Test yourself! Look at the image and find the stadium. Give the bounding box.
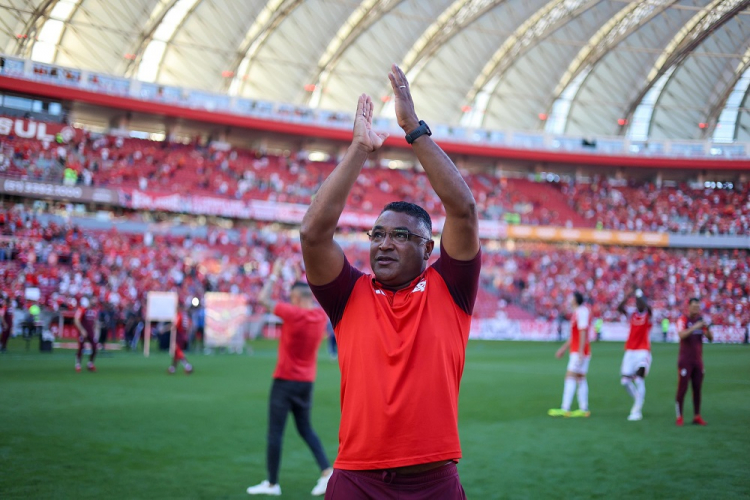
[0,1,748,498]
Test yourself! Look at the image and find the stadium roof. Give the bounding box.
[2,0,749,141]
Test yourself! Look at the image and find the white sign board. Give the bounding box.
[146,291,178,321]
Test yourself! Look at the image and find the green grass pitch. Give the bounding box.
[1,339,748,499]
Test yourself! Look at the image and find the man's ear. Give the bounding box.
[424,240,434,260]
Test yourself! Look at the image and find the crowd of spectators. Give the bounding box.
[565,179,750,235]
[1,131,747,234]
[0,207,746,340]
[482,242,748,329]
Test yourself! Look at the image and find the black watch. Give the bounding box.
[405,120,431,145]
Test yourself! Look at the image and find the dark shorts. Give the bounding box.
[324,462,466,500]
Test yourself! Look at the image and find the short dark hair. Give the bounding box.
[291,281,312,296]
[573,291,584,306]
[689,297,700,304]
[380,201,432,235]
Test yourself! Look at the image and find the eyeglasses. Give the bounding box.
[366,229,430,244]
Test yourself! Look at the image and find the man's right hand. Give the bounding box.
[352,94,388,154]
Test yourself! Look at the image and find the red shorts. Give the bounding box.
[324,462,466,500]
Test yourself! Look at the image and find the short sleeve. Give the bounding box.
[676,316,686,332]
[430,239,481,315]
[309,257,363,329]
[576,307,590,329]
[273,302,296,321]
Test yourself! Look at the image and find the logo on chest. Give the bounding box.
[412,280,426,293]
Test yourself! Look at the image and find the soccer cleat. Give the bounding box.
[75,363,81,373]
[184,363,193,375]
[676,416,684,426]
[569,409,591,418]
[247,480,281,496]
[87,362,96,372]
[692,415,707,426]
[167,366,176,374]
[627,411,642,421]
[547,408,570,417]
[311,472,332,496]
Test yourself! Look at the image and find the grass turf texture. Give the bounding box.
[1,340,748,499]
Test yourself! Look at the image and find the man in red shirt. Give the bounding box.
[618,288,653,421]
[548,291,591,417]
[74,296,99,372]
[675,298,713,426]
[300,65,480,499]
[247,260,333,497]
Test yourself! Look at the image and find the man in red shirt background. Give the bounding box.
[675,297,713,426]
[74,296,99,372]
[618,288,653,421]
[301,65,480,499]
[247,259,333,497]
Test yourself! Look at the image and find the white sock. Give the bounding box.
[633,377,646,412]
[577,379,589,411]
[562,377,576,411]
[621,377,637,400]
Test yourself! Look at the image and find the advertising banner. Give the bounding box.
[0,178,118,204]
[0,116,82,143]
[204,292,247,349]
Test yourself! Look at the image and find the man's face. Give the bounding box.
[369,211,434,289]
[689,301,701,316]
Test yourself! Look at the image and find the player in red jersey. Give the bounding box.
[74,296,99,372]
[548,291,591,417]
[301,65,480,499]
[618,288,652,421]
[675,298,713,426]
[247,260,332,497]
[167,309,193,374]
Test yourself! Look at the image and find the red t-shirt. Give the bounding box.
[625,309,652,351]
[272,302,328,383]
[311,241,481,470]
[570,305,591,355]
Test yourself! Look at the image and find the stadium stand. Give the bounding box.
[0,206,746,337]
[1,131,747,234]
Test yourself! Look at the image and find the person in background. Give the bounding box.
[618,288,653,422]
[549,291,591,418]
[74,296,99,372]
[167,308,193,374]
[246,259,332,497]
[0,296,11,352]
[661,316,670,342]
[675,298,713,426]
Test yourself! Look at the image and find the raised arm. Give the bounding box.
[258,259,282,312]
[388,65,479,261]
[300,94,388,286]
